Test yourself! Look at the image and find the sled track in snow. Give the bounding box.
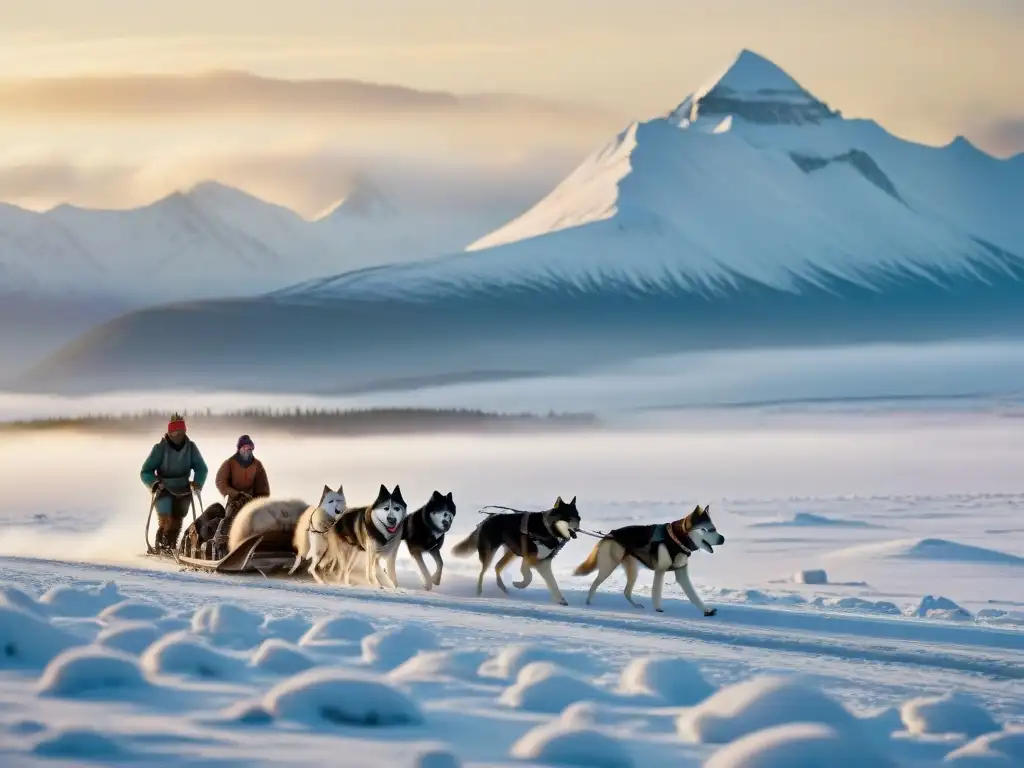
[3,553,1022,684]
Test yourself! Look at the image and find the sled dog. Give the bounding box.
[330,484,408,589]
[401,490,456,590]
[451,496,581,605]
[287,484,347,584]
[574,504,725,615]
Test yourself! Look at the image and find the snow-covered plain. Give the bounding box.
[0,406,1022,766]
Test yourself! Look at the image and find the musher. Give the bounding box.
[140,412,209,551]
[214,434,271,520]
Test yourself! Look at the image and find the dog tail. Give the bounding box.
[450,526,480,557]
[573,542,601,576]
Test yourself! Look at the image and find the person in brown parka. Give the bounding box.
[215,434,271,520]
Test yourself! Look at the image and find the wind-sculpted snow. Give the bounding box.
[0,564,1020,766]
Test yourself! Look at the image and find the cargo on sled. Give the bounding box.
[145,488,306,575]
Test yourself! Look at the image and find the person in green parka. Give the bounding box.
[140,412,209,551]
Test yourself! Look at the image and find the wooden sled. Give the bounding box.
[145,494,305,577]
[172,532,298,575]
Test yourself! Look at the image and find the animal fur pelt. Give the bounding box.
[227,496,309,552]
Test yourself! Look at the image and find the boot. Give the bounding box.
[165,517,184,552]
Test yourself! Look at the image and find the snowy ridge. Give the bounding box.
[279,49,1024,304]
[0,180,506,303]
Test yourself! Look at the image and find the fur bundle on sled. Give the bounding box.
[227,497,309,552]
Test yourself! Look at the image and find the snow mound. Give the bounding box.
[900,691,1000,739]
[0,582,46,615]
[906,595,973,621]
[792,569,828,585]
[677,675,859,744]
[809,596,901,615]
[510,721,634,768]
[751,512,879,528]
[704,722,896,768]
[191,603,265,648]
[37,646,149,697]
[414,748,462,768]
[499,661,610,714]
[0,604,78,669]
[262,667,424,727]
[944,727,1024,766]
[299,614,376,645]
[38,581,123,617]
[262,614,312,643]
[361,624,440,669]
[827,538,1024,565]
[98,599,168,622]
[32,728,129,760]
[94,621,162,655]
[387,649,490,682]
[140,632,249,681]
[478,642,601,680]
[249,639,316,676]
[617,655,716,705]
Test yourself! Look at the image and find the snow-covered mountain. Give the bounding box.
[0,179,509,302]
[14,50,1024,395]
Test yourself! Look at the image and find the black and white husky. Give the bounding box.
[574,504,725,615]
[451,496,581,605]
[330,484,408,589]
[400,490,456,590]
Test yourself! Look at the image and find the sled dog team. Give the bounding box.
[141,415,727,615]
[279,481,725,617]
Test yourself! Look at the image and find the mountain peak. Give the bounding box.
[669,49,839,127]
[315,175,398,221]
[714,49,804,95]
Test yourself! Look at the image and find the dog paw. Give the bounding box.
[558,599,569,606]
[422,582,432,591]
[432,575,442,586]
[656,608,664,613]
[704,608,717,617]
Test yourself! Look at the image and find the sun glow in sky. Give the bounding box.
[0,0,1020,213]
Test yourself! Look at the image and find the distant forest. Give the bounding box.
[0,406,599,435]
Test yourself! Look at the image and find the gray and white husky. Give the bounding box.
[574,504,725,615]
[287,484,347,583]
[330,484,408,589]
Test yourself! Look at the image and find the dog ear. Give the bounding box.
[431,490,443,501]
[554,496,564,507]
[446,491,453,503]
[375,484,389,502]
[320,485,330,503]
[391,485,405,506]
[703,504,710,515]
[569,496,577,506]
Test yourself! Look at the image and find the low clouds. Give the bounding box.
[0,144,579,219]
[0,70,613,123]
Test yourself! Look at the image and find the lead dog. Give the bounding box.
[287,484,347,584]
[330,484,408,589]
[574,504,725,615]
[401,490,456,590]
[451,496,581,605]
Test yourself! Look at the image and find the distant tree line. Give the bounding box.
[0,406,598,435]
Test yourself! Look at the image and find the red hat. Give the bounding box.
[167,412,186,433]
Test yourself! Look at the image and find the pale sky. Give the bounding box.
[0,0,1020,213]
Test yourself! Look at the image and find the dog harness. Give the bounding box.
[520,511,565,561]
